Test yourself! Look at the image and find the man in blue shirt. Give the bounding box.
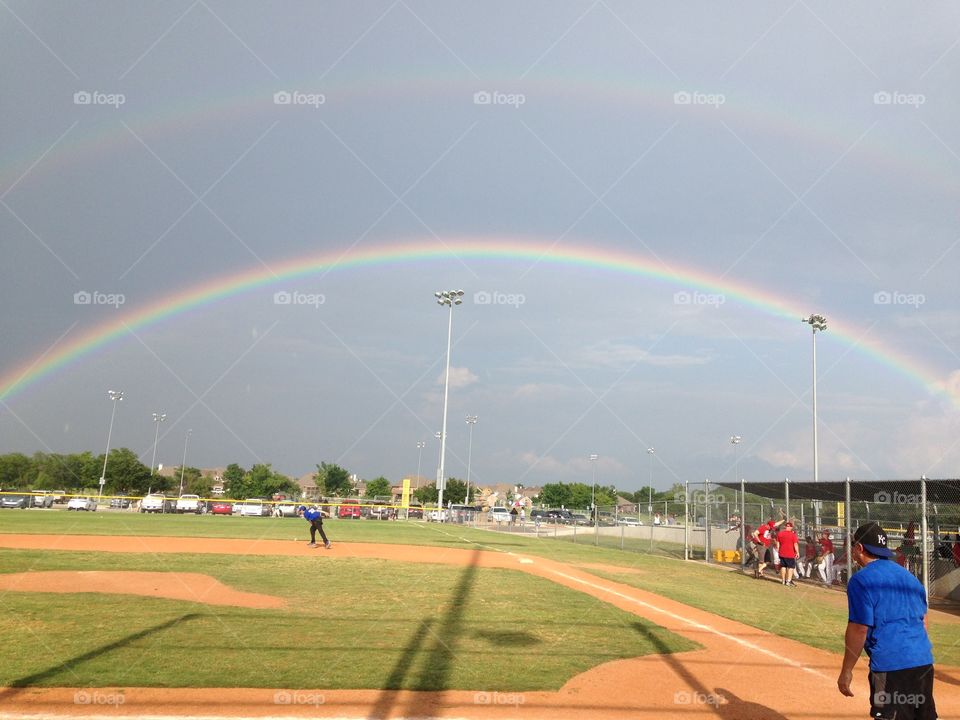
[838,521,936,719]
[298,505,331,549]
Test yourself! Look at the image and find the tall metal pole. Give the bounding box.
[803,314,827,528]
[151,412,166,476]
[589,453,598,520]
[465,415,478,504]
[434,289,463,519]
[179,429,192,496]
[647,448,655,550]
[99,390,124,498]
[415,441,425,490]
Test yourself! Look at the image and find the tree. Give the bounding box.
[98,448,152,495]
[316,462,352,497]
[365,477,392,499]
[444,478,468,504]
[0,453,33,489]
[169,467,203,495]
[539,483,572,508]
[414,483,438,504]
[222,463,245,497]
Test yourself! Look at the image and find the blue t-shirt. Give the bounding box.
[304,508,322,522]
[847,558,933,671]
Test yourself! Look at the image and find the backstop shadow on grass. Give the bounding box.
[368,548,481,719]
[0,612,203,702]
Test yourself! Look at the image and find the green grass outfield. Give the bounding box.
[3,511,960,670]
[0,516,698,690]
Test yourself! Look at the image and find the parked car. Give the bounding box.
[274,502,300,518]
[428,509,449,522]
[618,517,643,527]
[209,501,234,515]
[140,494,175,513]
[30,491,54,508]
[597,512,617,526]
[241,499,270,517]
[569,513,591,526]
[407,504,424,519]
[338,501,362,519]
[109,497,131,509]
[546,509,574,524]
[0,494,30,509]
[67,497,97,511]
[50,490,67,504]
[488,506,512,523]
[368,504,393,520]
[175,494,204,514]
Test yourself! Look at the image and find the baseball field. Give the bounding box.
[1,512,959,719]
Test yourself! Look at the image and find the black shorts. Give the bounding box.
[780,557,796,569]
[869,664,936,720]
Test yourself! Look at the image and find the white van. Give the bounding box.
[488,506,512,523]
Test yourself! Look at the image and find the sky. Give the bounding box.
[2,2,959,493]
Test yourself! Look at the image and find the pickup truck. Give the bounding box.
[140,494,175,513]
[176,494,203,514]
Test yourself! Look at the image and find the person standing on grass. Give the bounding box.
[298,505,331,549]
[751,511,786,578]
[838,521,936,719]
[775,521,800,586]
[798,534,817,579]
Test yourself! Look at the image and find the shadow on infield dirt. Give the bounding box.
[0,613,202,702]
[631,622,788,719]
[368,548,481,718]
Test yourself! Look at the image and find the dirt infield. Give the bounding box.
[1,534,959,720]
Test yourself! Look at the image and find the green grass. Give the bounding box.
[581,564,960,667]
[5,511,960,669]
[0,549,698,690]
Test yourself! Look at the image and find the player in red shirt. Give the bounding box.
[817,530,835,585]
[775,521,800,586]
[750,511,786,578]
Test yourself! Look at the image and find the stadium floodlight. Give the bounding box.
[99,390,124,498]
[151,412,167,476]
[801,314,828,483]
[434,290,465,517]
[465,416,478,504]
[179,429,193,496]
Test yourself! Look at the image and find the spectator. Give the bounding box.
[750,511,786,578]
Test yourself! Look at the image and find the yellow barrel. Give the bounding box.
[724,550,739,563]
[713,549,725,562]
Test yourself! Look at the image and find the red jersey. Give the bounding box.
[819,536,834,554]
[753,521,776,547]
[776,528,799,558]
[803,541,817,560]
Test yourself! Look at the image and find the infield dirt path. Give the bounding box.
[1,533,959,720]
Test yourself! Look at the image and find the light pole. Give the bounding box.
[150,413,166,476]
[178,429,192,496]
[589,453,599,519]
[803,313,827,528]
[731,435,743,567]
[415,441,426,490]
[465,415,478,504]
[434,289,464,519]
[646,448,655,521]
[99,390,124,498]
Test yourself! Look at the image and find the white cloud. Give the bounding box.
[579,340,712,369]
[437,366,479,389]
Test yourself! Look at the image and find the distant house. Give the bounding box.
[297,472,319,500]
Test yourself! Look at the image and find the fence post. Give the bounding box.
[684,479,690,560]
[785,477,790,520]
[921,476,929,601]
[845,477,852,584]
[704,478,711,563]
[740,478,746,569]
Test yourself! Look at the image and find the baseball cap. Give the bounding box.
[853,522,895,558]
[785,521,794,528]
[297,505,306,512]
